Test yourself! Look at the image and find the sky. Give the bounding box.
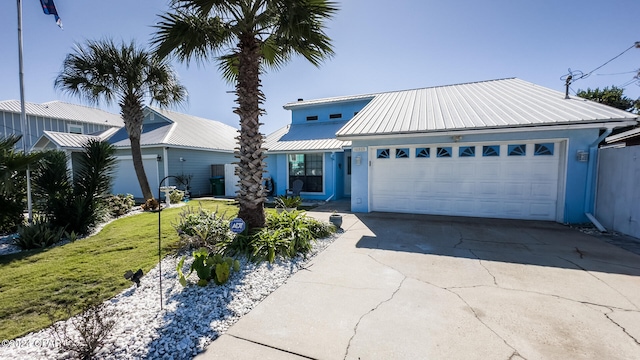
[0,0,639,135]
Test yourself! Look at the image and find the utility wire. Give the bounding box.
[561,42,640,84]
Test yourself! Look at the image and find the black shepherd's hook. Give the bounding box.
[157,175,187,310]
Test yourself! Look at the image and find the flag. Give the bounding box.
[39,0,62,28]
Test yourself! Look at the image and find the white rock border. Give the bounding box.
[0,229,336,360]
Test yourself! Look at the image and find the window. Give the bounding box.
[416,147,430,158]
[534,143,554,156]
[329,113,342,119]
[459,146,475,157]
[68,125,83,134]
[396,148,409,158]
[482,145,500,157]
[508,144,526,156]
[377,149,390,159]
[306,115,318,121]
[437,147,452,158]
[288,153,323,192]
[347,156,351,175]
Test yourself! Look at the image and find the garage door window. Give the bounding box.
[416,147,430,158]
[288,153,323,192]
[437,147,452,158]
[459,146,475,157]
[534,143,554,156]
[376,149,390,159]
[396,148,409,158]
[508,144,526,156]
[483,145,500,157]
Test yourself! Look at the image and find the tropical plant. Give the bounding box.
[274,195,302,209]
[55,39,187,200]
[152,0,337,229]
[249,210,335,262]
[173,205,233,251]
[0,135,45,234]
[33,140,117,235]
[176,248,241,287]
[14,217,66,250]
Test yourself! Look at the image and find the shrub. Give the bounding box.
[173,206,232,251]
[248,210,336,263]
[141,198,160,211]
[0,135,44,234]
[169,189,184,203]
[49,302,117,360]
[14,218,66,250]
[33,140,116,236]
[104,193,135,217]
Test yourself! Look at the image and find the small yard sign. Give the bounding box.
[230,218,246,234]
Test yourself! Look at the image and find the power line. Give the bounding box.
[597,69,638,76]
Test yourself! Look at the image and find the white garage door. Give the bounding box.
[370,141,564,221]
[112,156,159,199]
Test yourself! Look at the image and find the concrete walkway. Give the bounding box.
[197,212,640,360]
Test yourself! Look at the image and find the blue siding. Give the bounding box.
[263,151,346,201]
[291,100,370,125]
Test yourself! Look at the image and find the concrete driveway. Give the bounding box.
[197,212,640,360]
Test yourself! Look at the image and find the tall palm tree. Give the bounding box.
[55,39,187,200]
[152,0,337,229]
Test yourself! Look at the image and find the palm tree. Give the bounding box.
[152,0,337,229]
[55,39,187,200]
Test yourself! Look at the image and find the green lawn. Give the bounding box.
[0,200,240,340]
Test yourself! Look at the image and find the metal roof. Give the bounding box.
[0,100,124,127]
[32,128,120,150]
[336,78,639,138]
[109,107,238,151]
[265,122,351,152]
[283,94,376,109]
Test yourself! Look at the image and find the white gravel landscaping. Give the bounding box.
[0,230,336,359]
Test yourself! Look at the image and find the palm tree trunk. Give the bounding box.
[235,34,266,229]
[121,97,153,200]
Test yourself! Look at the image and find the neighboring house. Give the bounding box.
[594,126,640,238]
[0,100,123,151]
[35,106,238,200]
[268,78,638,224]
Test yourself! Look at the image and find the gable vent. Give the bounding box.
[329,113,342,119]
[306,115,318,121]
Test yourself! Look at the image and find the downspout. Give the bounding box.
[326,152,336,202]
[584,128,613,231]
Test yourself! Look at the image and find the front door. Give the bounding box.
[344,150,352,196]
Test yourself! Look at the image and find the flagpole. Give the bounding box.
[17,0,33,223]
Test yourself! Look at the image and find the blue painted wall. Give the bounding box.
[290,99,371,125]
[264,151,346,201]
[349,127,602,224]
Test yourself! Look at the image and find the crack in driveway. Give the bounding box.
[343,269,406,360]
[469,249,498,286]
[603,309,640,346]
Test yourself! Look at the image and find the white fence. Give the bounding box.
[595,146,640,239]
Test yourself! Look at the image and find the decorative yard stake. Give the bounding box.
[158,175,187,310]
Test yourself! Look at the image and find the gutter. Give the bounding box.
[584,128,613,231]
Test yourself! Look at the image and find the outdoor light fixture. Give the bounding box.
[576,150,589,162]
[156,155,162,162]
[452,135,463,142]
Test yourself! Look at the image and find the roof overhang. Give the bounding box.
[336,120,638,141]
[605,126,640,144]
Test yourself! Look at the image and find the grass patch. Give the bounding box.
[0,200,238,340]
